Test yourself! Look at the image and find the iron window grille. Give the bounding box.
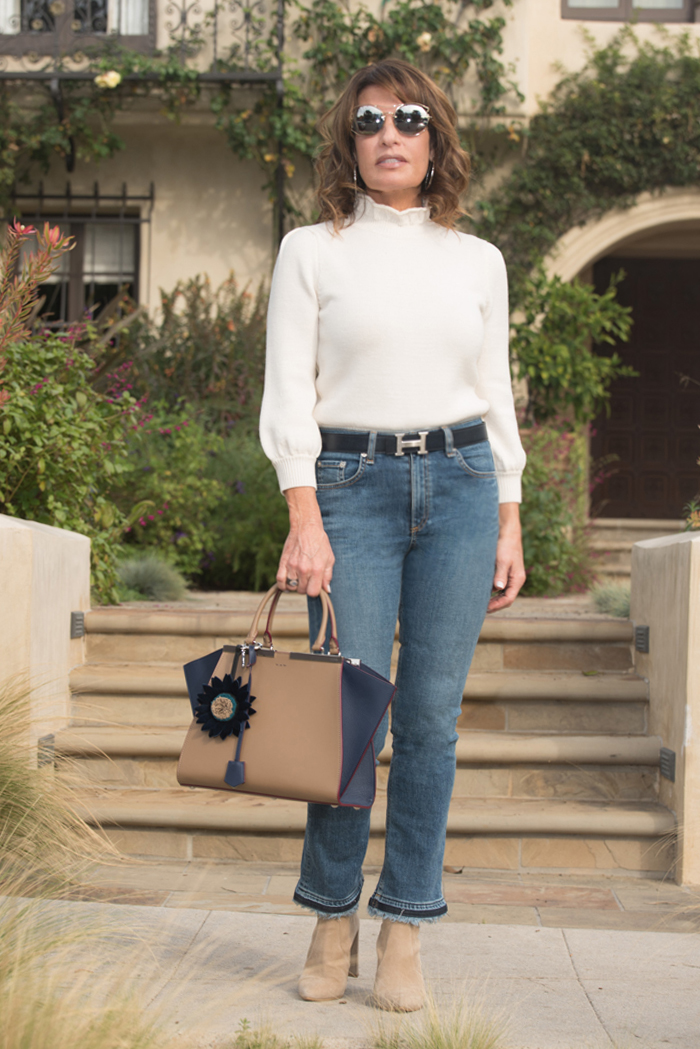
[562,0,697,21]
[12,181,154,323]
[0,0,155,51]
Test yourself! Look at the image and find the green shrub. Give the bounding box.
[197,432,289,592]
[0,331,135,602]
[116,552,187,601]
[520,423,596,596]
[592,582,630,619]
[511,268,634,425]
[111,402,226,578]
[98,275,267,433]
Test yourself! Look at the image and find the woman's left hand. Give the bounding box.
[487,502,526,613]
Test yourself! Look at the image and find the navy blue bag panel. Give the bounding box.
[338,660,396,804]
[339,743,376,807]
[183,648,224,716]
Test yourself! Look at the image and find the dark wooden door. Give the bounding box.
[590,257,700,519]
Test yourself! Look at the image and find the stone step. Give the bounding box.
[71,787,676,876]
[84,631,634,673]
[69,667,648,736]
[55,727,662,802]
[55,726,661,765]
[589,518,684,545]
[84,610,634,642]
[70,664,647,702]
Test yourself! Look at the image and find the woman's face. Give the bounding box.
[354,85,433,212]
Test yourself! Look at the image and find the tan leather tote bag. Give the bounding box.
[176,585,395,807]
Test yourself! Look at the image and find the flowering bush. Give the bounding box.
[0,220,73,406]
[111,403,226,577]
[519,423,596,596]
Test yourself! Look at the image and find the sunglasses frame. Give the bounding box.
[352,102,432,137]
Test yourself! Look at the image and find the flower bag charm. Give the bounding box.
[176,586,396,807]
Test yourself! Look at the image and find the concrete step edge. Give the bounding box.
[72,789,676,837]
[55,727,662,766]
[84,611,633,644]
[70,666,648,702]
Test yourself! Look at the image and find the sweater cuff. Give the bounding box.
[496,472,522,504]
[273,456,318,493]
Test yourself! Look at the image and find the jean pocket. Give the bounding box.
[453,443,497,478]
[315,453,367,489]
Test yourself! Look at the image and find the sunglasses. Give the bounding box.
[352,103,431,137]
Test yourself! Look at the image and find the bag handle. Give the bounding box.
[244,585,340,655]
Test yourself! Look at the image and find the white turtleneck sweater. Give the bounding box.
[260,195,526,503]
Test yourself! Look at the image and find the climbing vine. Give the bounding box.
[477,28,700,302]
[2,0,521,215]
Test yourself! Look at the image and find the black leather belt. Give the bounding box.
[321,422,488,457]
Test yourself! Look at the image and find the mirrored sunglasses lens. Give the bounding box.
[394,105,430,134]
[354,106,385,134]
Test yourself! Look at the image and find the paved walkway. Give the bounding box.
[39,875,700,1049]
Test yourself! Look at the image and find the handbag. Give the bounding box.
[176,585,396,807]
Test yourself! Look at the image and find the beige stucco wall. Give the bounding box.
[631,532,700,886]
[0,515,90,747]
[23,114,274,309]
[500,0,700,119]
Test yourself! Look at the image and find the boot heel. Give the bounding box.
[349,928,359,978]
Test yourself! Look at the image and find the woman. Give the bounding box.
[259,58,526,1012]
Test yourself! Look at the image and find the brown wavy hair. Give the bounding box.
[316,58,470,231]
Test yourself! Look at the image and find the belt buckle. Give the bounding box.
[394,431,429,456]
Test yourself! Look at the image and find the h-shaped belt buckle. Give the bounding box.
[394,431,429,456]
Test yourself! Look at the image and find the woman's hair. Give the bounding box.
[316,58,470,231]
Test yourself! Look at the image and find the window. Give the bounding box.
[562,0,695,21]
[0,0,152,48]
[12,181,154,323]
[20,219,139,322]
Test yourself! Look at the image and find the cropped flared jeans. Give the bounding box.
[293,418,500,924]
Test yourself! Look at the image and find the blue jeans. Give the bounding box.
[293,419,500,923]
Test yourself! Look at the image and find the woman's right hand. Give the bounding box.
[277,487,335,597]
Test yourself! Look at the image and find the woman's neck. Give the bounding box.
[364,187,423,212]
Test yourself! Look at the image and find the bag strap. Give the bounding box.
[244,585,339,655]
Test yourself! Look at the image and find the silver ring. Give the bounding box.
[286,578,299,589]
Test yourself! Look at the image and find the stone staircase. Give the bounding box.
[57,603,676,879]
[590,518,685,583]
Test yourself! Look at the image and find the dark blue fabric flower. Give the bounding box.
[194,673,256,739]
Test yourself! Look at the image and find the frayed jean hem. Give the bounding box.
[367,895,447,924]
[293,885,362,918]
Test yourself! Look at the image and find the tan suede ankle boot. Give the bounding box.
[371,918,426,1012]
[297,912,360,1001]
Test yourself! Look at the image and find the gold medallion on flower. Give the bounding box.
[210,693,235,721]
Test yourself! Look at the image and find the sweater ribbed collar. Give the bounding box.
[354,193,430,228]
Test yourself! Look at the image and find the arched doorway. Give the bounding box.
[545,190,700,523]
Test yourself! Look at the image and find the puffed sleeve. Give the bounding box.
[475,241,526,503]
[259,227,322,492]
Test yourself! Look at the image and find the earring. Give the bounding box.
[353,165,358,196]
[423,161,435,191]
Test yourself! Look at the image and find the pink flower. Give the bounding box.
[12,218,34,237]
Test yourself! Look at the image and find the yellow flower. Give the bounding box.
[284,160,295,179]
[95,70,122,89]
[264,152,277,164]
[416,32,432,52]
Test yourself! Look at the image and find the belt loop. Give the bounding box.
[366,431,377,464]
[442,425,455,457]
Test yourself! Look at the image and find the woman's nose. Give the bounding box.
[378,117,401,146]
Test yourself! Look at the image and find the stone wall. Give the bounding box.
[0,515,90,748]
[631,532,700,885]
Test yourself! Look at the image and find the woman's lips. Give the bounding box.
[377,157,406,167]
